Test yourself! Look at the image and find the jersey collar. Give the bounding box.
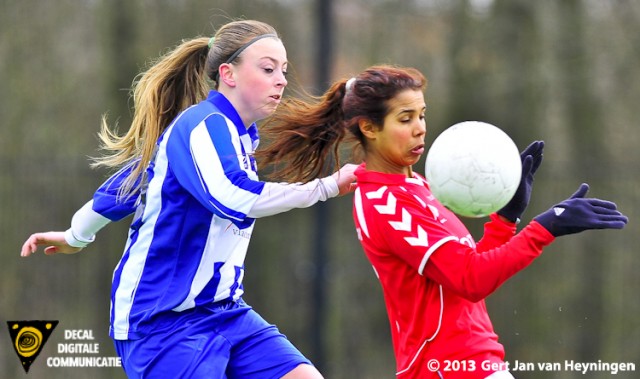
[206,90,260,149]
[354,163,428,187]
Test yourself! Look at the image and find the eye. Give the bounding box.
[264,68,274,74]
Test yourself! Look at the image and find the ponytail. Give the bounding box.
[257,80,351,183]
[92,37,211,199]
[91,20,281,199]
[258,65,426,183]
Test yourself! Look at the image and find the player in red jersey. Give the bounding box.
[257,65,627,379]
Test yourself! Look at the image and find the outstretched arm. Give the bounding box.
[20,162,140,257]
[248,163,358,218]
[20,200,112,257]
[427,183,628,302]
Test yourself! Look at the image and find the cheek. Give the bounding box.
[240,70,266,91]
[380,132,407,157]
[391,129,413,147]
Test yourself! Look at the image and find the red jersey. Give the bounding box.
[353,164,554,379]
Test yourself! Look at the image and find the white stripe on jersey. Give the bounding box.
[190,118,259,219]
[354,188,370,239]
[111,123,173,339]
[172,217,249,312]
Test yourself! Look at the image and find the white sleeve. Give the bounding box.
[64,200,112,248]
[247,176,339,218]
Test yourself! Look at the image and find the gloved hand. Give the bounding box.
[498,140,544,223]
[534,183,628,237]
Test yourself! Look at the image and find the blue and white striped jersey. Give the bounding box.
[73,91,338,340]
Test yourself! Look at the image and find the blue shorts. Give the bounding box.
[113,299,312,379]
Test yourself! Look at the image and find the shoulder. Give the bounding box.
[168,107,233,143]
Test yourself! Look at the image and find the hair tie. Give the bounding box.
[208,37,215,49]
[346,77,356,92]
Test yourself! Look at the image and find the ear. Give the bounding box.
[218,63,236,87]
[359,119,378,140]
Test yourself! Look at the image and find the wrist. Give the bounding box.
[323,175,340,198]
[64,228,95,248]
[496,212,520,225]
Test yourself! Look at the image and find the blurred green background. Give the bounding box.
[1,0,638,378]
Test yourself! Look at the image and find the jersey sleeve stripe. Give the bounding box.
[189,123,262,219]
[418,236,458,275]
[354,188,370,238]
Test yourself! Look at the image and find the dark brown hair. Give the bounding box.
[258,64,427,182]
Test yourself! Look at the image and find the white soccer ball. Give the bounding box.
[425,121,522,218]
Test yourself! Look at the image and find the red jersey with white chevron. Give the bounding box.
[353,164,554,379]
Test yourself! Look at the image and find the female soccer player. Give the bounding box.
[256,64,628,379]
[21,20,356,379]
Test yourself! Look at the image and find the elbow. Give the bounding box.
[454,280,494,303]
[461,290,488,303]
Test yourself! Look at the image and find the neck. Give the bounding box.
[218,87,253,128]
[365,160,413,177]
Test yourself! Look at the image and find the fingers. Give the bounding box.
[20,234,42,257]
[20,243,34,257]
[590,200,629,225]
[521,140,544,158]
[588,198,621,211]
[521,155,533,176]
[521,141,539,157]
[530,141,544,173]
[44,246,59,255]
[20,231,71,257]
[569,183,590,199]
[581,199,628,230]
[335,163,359,196]
[591,218,628,230]
[337,163,357,179]
[520,141,544,176]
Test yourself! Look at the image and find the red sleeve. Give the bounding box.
[424,221,555,302]
[475,213,517,253]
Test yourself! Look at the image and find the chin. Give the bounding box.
[405,157,420,167]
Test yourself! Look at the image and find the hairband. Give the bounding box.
[208,37,215,49]
[346,77,357,92]
[225,33,278,64]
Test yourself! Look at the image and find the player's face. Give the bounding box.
[227,38,288,126]
[364,89,426,176]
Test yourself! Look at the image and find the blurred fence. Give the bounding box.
[2,1,639,378]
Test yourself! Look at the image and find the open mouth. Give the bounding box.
[411,144,425,155]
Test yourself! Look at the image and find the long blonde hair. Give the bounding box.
[91,20,279,199]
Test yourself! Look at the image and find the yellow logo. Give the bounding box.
[7,320,58,373]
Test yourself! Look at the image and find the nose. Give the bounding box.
[276,71,288,88]
[415,119,426,136]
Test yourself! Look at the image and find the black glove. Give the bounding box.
[534,183,628,237]
[498,141,544,223]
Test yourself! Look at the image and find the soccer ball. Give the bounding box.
[425,121,521,218]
